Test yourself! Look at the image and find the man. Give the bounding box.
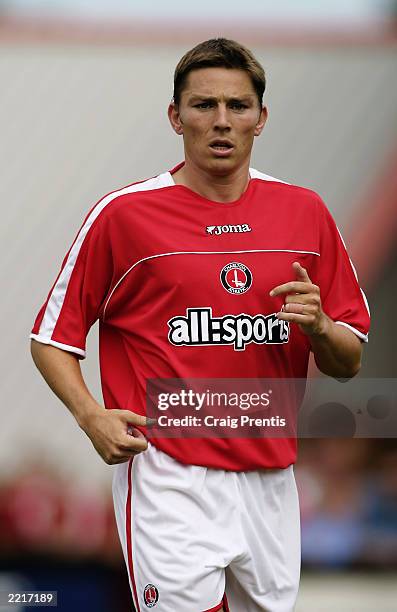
[30,38,370,611]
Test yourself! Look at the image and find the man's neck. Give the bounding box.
[172,161,251,203]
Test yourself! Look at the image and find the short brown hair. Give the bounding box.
[173,38,266,107]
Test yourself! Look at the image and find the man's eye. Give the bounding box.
[194,102,213,109]
[230,102,247,110]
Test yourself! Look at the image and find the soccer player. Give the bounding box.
[30,39,370,611]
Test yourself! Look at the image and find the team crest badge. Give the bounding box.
[220,262,252,294]
[143,584,159,608]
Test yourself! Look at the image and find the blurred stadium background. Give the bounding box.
[1,1,397,610]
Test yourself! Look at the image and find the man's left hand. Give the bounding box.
[269,262,329,336]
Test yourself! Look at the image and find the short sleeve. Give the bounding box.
[315,198,370,342]
[30,211,114,358]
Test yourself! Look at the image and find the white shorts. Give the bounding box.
[112,443,300,612]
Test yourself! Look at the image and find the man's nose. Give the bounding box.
[214,105,231,129]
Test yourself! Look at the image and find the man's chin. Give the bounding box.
[205,157,239,176]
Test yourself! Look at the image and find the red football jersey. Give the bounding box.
[31,164,370,470]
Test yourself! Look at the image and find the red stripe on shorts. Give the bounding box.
[126,458,141,612]
[203,593,229,612]
[222,593,230,612]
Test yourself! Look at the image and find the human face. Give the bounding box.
[168,67,267,178]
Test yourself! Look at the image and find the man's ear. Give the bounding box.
[168,101,184,135]
[254,105,268,137]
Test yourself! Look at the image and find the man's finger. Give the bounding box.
[118,409,149,427]
[269,281,310,297]
[283,303,306,315]
[284,293,312,305]
[109,453,141,465]
[293,261,311,283]
[126,425,152,438]
[276,311,311,325]
[120,435,148,452]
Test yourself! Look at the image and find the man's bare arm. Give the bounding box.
[30,339,148,463]
[305,314,362,378]
[270,262,363,379]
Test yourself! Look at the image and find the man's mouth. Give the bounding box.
[209,140,234,154]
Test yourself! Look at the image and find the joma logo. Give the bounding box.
[206,224,252,235]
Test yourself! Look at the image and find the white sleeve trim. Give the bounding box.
[30,333,86,358]
[335,227,371,319]
[334,321,368,343]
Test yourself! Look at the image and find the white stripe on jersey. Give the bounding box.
[102,248,321,320]
[335,226,370,319]
[335,321,368,343]
[30,333,86,357]
[249,168,289,184]
[34,172,174,349]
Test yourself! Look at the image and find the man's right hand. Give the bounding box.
[30,341,149,465]
[79,407,148,465]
